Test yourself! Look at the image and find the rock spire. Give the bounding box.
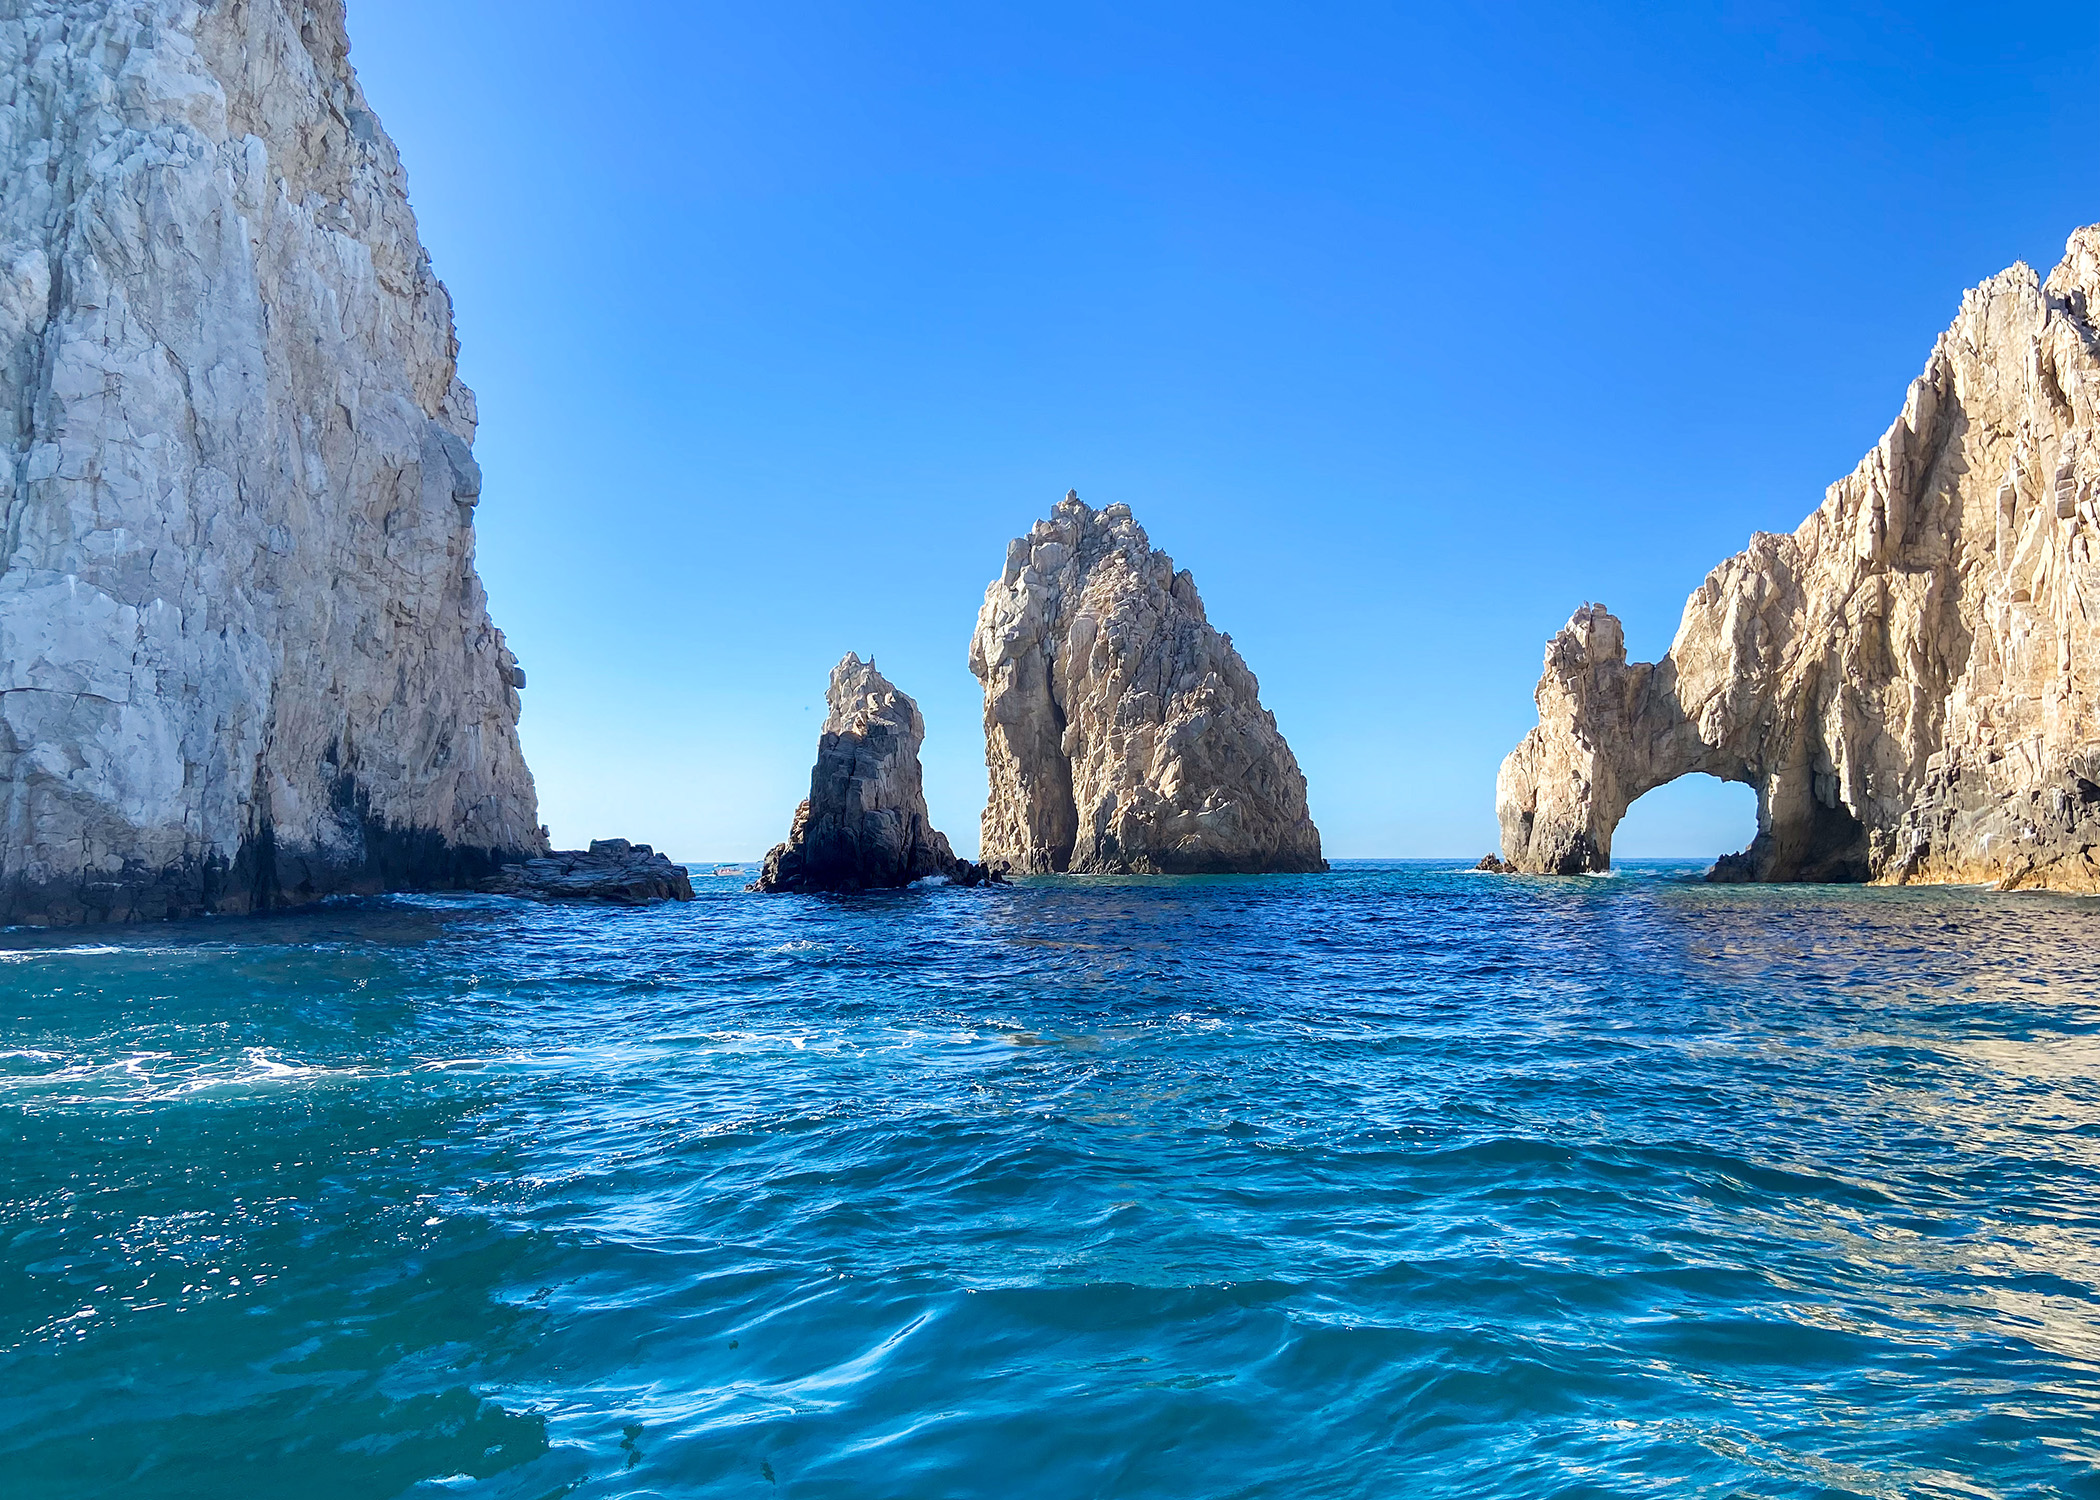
[756,655,980,893]
[970,492,1324,875]
[1496,226,2100,890]
[0,0,547,923]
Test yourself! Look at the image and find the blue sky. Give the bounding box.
[349,0,2097,862]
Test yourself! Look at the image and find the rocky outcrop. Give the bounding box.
[1496,227,2100,890]
[0,1,547,923]
[756,655,988,893]
[482,840,694,905]
[970,492,1325,875]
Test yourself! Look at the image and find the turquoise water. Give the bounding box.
[4,861,2100,1499]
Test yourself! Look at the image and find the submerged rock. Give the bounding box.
[483,840,695,905]
[0,1,546,924]
[969,492,1325,875]
[756,656,990,893]
[1495,226,2100,890]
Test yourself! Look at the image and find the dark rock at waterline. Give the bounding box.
[1705,849,1756,883]
[756,814,1010,892]
[1474,854,1515,874]
[755,655,983,894]
[482,839,695,905]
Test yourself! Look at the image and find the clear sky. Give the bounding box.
[347,0,2097,863]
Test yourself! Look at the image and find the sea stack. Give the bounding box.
[757,655,981,893]
[0,0,548,924]
[970,492,1324,875]
[1495,226,2100,891]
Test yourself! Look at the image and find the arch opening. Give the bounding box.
[1612,774,1759,868]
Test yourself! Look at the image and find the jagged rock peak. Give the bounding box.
[756,655,987,894]
[0,0,548,924]
[1496,225,2100,891]
[970,491,1325,875]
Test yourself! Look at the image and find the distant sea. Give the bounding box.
[4,861,2098,1498]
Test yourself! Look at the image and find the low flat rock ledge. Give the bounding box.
[756,654,997,894]
[483,840,695,905]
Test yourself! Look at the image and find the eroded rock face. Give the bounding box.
[1497,226,2100,890]
[756,655,966,893]
[0,1,546,923]
[970,492,1325,875]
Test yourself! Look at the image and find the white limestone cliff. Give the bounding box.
[970,492,1324,875]
[1497,226,2100,890]
[0,0,545,922]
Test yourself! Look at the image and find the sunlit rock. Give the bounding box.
[0,0,547,922]
[1495,226,2100,890]
[970,492,1324,875]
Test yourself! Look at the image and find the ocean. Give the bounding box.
[3,861,2097,1498]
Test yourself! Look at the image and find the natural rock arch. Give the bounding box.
[1496,605,1870,881]
[1498,227,2100,890]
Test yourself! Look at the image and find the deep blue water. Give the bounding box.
[4,860,2100,1499]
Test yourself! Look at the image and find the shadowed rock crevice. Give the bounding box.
[1494,226,2100,889]
[1708,797,1870,883]
[970,492,1325,876]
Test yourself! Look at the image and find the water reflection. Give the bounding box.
[2,864,2099,1496]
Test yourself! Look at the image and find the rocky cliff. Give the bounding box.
[0,0,545,923]
[756,655,968,894]
[1497,227,2100,890]
[970,492,1324,875]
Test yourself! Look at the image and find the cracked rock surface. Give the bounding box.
[756,655,972,894]
[1497,226,2100,890]
[0,0,545,923]
[970,492,1324,875]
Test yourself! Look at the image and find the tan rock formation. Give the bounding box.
[0,0,546,923]
[970,492,1324,875]
[1496,226,2100,890]
[756,655,979,893]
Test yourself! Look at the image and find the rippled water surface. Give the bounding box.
[5,861,2100,1498]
